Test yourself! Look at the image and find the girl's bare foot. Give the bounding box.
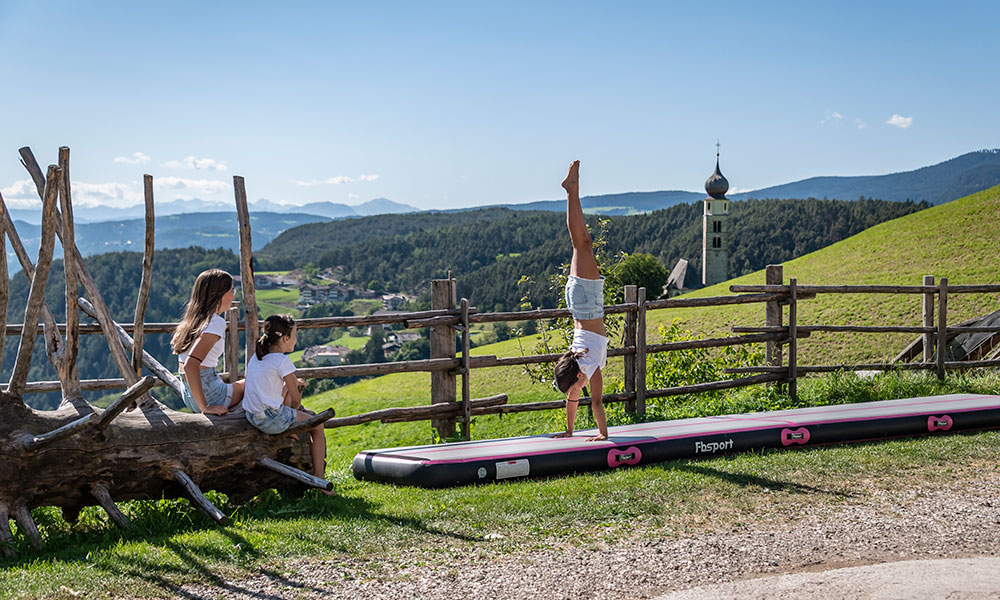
[561,160,580,194]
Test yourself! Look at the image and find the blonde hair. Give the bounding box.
[171,269,233,354]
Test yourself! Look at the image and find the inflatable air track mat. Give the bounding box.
[352,393,1000,488]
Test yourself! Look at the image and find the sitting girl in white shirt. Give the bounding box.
[243,314,332,494]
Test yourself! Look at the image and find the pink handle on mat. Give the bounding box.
[780,427,810,446]
[927,415,953,432]
[607,446,642,468]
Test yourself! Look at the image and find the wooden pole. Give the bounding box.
[764,265,783,369]
[635,286,647,416]
[56,148,82,401]
[937,277,948,379]
[90,483,131,530]
[233,175,259,367]
[132,174,155,377]
[0,194,8,375]
[788,277,798,401]
[460,297,472,441]
[623,285,637,414]
[430,279,457,439]
[173,470,227,524]
[8,166,59,397]
[225,302,241,383]
[0,503,15,557]
[12,506,41,550]
[258,457,332,491]
[923,275,935,363]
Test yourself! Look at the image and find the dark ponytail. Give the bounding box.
[255,314,295,360]
[553,349,586,393]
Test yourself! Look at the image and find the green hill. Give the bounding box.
[645,182,1000,365]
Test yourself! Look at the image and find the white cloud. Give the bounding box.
[821,111,844,125]
[71,181,141,207]
[295,173,379,186]
[164,156,229,171]
[1,179,42,206]
[154,177,230,195]
[886,114,913,129]
[114,152,151,165]
[2,179,143,208]
[347,193,359,199]
[856,119,867,129]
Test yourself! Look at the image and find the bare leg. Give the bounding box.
[228,380,245,408]
[310,424,334,495]
[563,161,600,279]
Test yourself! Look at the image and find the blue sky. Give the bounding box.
[0,1,997,211]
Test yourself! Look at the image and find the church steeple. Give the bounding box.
[701,141,730,286]
[705,142,729,199]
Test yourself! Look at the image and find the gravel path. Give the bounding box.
[179,476,1000,600]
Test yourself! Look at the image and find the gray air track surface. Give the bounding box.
[352,393,1000,488]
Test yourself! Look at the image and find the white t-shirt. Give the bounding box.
[178,314,227,368]
[242,353,296,414]
[570,328,609,380]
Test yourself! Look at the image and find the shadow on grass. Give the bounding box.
[669,462,857,498]
[0,490,482,597]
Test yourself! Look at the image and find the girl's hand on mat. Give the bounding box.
[586,433,608,442]
[203,405,228,416]
[551,430,574,438]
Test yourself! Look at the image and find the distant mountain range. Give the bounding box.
[728,149,1000,205]
[7,149,998,226]
[4,149,999,272]
[497,149,1000,215]
[7,212,328,268]
[6,197,418,225]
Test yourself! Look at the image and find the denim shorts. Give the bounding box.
[181,367,233,412]
[565,275,605,320]
[246,404,298,434]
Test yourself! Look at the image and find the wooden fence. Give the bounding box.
[15,264,999,441]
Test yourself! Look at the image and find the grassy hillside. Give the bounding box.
[647,183,1000,365]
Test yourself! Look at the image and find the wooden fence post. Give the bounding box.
[430,278,457,439]
[623,285,637,414]
[460,298,471,441]
[923,275,935,364]
[788,278,798,401]
[225,301,241,383]
[635,287,647,416]
[765,265,783,370]
[937,277,948,380]
[233,176,259,369]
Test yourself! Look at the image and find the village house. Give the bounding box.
[301,344,352,366]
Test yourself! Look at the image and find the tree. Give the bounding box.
[613,252,668,296]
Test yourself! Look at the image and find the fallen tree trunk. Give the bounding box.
[0,147,336,555]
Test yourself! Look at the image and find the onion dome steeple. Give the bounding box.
[705,142,729,199]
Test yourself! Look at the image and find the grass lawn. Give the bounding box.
[3,368,999,599]
[349,299,383,315]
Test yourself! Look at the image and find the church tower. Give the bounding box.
[702,144,729,286]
